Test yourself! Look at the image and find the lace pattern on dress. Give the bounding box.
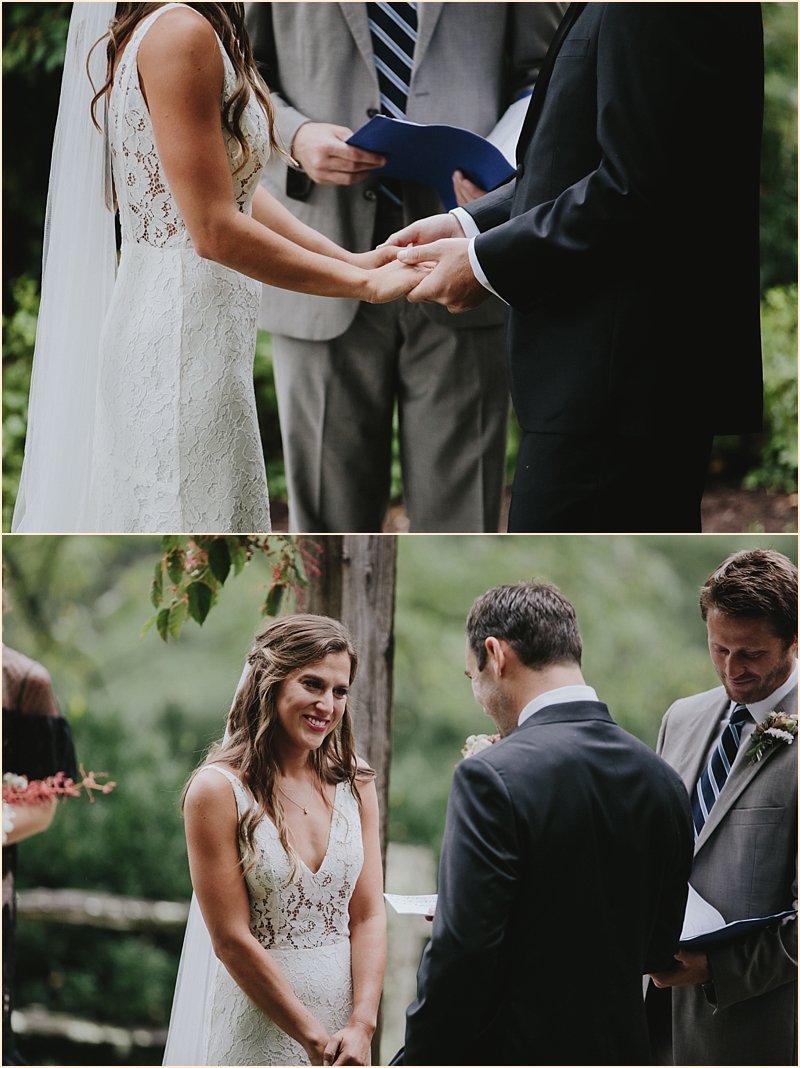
[204,766,364,950]
[108,3,269,249]
[89,2,272,533]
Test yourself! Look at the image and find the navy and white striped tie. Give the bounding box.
[368,2,418,119]
[691,703,749,839]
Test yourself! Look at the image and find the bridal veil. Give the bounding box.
[163,663,251,1067]
[11,2,117,532]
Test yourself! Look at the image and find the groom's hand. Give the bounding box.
[396,239,489,314]
[381,212,465,249]
[649,949,711,987]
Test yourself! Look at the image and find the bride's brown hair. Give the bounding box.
[183,615,370,878]
[90,2,289,173]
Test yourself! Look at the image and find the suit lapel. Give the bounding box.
[695,686,798,854]
[338,3,379,88]
[516,1,587,161]
[412,3,444,74]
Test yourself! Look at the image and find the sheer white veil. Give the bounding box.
[163,662,251,1067]
[11,2,117,532]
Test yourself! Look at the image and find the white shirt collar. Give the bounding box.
[740,660,798,722]
[518,685,599,727]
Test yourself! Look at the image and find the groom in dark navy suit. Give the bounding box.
[390,4,764,533]
[392,582,693,1066]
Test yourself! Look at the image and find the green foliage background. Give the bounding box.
[2,4,798,527]
[3,534,797,1063]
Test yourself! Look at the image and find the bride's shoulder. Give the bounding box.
[138,6,221,71]
[184,764,241,813]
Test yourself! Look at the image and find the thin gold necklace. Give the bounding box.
[278,780,315,816]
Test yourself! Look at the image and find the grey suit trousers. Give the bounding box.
[271,301,508,533]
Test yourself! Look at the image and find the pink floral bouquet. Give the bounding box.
[2,766,116,807]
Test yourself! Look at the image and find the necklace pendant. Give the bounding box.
[303,807,308,815]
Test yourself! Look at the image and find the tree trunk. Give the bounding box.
[306,535,397,1064]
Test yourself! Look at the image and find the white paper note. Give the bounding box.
[680,884,726,941]
[384,893,438,916]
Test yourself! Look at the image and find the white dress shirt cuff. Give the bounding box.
[449,208,508,304]
[451,206,480,239]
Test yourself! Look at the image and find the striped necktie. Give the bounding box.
[691,703,749,839]
[368,2,418,119]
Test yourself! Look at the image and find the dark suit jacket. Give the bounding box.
[465,3,764,437]
[401,701,694,1066]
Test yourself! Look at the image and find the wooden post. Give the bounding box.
[306,535,397,1064]
[306,535,396,860]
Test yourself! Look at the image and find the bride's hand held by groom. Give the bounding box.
[381,213,490,314]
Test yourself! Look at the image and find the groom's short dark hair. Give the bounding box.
[700,549,798,646]
[466,582,582,671]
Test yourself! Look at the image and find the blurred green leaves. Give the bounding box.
[141,535,311,642]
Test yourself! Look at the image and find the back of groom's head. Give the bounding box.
[700,549,798,645]
[466,582,582,671]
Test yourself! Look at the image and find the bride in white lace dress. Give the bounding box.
[11,2,420,534]
[178,615,385,1066]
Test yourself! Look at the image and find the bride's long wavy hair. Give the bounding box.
[183,615,370,879]
[89,2,289,172]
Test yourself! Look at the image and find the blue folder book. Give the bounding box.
[346,115,516,211]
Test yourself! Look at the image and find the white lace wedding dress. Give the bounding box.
[89,3,271,532]
[202,766,363,1066]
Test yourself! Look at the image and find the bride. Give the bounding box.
[11,3,420,533]
[165,614,385,1066]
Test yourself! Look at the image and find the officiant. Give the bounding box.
[246,3,566,534]
[650,550,798,1066]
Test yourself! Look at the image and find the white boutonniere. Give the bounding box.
[461,733,500,759]
[746,710,798,765]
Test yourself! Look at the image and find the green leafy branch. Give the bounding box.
[142,536,319,642]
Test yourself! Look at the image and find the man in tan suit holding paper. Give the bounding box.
[651,549,798,1065]
[246,3,566,533]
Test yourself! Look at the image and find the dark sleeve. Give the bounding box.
[403,758,519,1065]
[464,178,516,232]
[644,765,694,974]
[474,4,762,311]
[3,710,78,783]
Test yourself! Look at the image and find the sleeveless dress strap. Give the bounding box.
[119,3,230,91]
[203,764,250,816]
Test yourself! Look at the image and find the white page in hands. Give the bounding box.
[679,884,796,948]
[485,94,532,164]
[384,893,438,916]
[680,884,726,941]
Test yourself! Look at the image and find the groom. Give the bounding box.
[392,582,694,1065]
[390,4,764,533]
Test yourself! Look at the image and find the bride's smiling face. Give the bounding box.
[273,651,352,751]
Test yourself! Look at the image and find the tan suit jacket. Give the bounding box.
[657,684,798,1066]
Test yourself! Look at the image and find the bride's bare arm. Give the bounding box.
[136,8,418,302]
[325,772,387,1066]
[184,769,331,1065]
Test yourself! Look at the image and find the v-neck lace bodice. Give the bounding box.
[205,766,364,950]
